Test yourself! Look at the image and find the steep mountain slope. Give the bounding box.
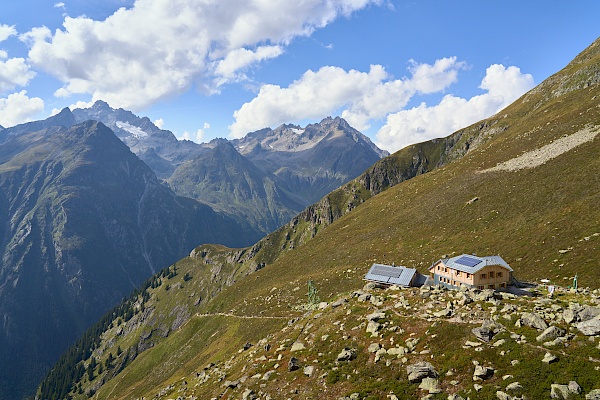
[234,117,389,203]
[0,120,259,400]
[168,140,306,234]
[40,38,600,399]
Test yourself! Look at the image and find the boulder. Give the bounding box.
[576,317,600,336]
[366,320,382,335]
[473,365,494,380]
[562,308,579,324]
[290,342,306,352]
[303,365,315,377]
[536,326,565,342]
[550,384,570,399]
[568,381,582,394]
[520,312,549,330]
[336,348,356,362]
[506,382,522,391]
[419,377,441,394]
[579,306,600,321]
[542,352,558,364]
[472,320,502,342]
[368,343,382,353]
[366,311,386,321]
[406,361,438,383]
[288,357,301,371]
[586,389,600,400]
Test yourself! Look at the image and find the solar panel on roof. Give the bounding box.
[455,256,482,268]
[371,265,403,278]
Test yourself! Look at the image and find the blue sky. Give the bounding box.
[0,0,598,152]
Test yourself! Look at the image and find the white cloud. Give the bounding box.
[229,57,465,138]
[0,57,36,93]
[0,24,17,42]
[21,0,379,110]
[375,64,534,152]
[181,122,210,143]
[54,87,71,98]
[54,2,66,8]
[0,90,44,127]
[214,45,283,84]
[154,118,164,129]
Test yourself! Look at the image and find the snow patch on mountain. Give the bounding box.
[116,121,148,138]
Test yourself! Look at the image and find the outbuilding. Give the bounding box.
[364,263,418,287]
[429,254,512,290]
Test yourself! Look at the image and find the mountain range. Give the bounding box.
[72,102,388,234]
[35,37,600,400]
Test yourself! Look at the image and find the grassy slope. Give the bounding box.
[53,39,600,399]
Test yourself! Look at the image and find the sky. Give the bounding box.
[0,0,598,153]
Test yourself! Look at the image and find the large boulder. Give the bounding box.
[519,312,549,330]
[406,361,439,383]
[536,326,565,342]
[472,320,503,342]
[576,316,600,336]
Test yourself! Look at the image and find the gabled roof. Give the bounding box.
[429,254,512,274]
[365,263,416,287]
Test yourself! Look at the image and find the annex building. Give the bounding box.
[429,254,513,290]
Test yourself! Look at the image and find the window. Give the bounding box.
[456,271,461,277]
[444,267,448,273]
[466,273,471,279]
[500,283,506,288]
[489,271,494,278]
[477,285,484,290]
[497,272,503,278]
[488,284,495,289]
[481,273,487,279]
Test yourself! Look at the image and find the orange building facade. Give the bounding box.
[429,254,512,290]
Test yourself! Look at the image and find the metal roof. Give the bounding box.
[364,263,417,287]
[429,254,512,274]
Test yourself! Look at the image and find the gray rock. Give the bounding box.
[536,326,566,342]
[288,357,300,371]
[303,365,315,377]
[472,320,502,342]
[406,361,439,383]
[542,352,558,364]
[562,308,578,324]
[550,384,570,399]
[496,391,512,400]
[586,389,600,400]
[368,343,382,353]
[366,320,381,335]
[290,342,306,352]
[576,317,600,336]
[568,380,582,394]
[366,311,386,321]
[223,379,239,388]
[580,306,600,321]
[473,365,494,380]
[336,348,356,362]
[331,298,348,308]
[242,389,256,400]
[419,377,441,394]
[520,312,549,330]
[506,382,523,391]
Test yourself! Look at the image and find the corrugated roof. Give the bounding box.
[365,263,416,287]
[432,254,512,274]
